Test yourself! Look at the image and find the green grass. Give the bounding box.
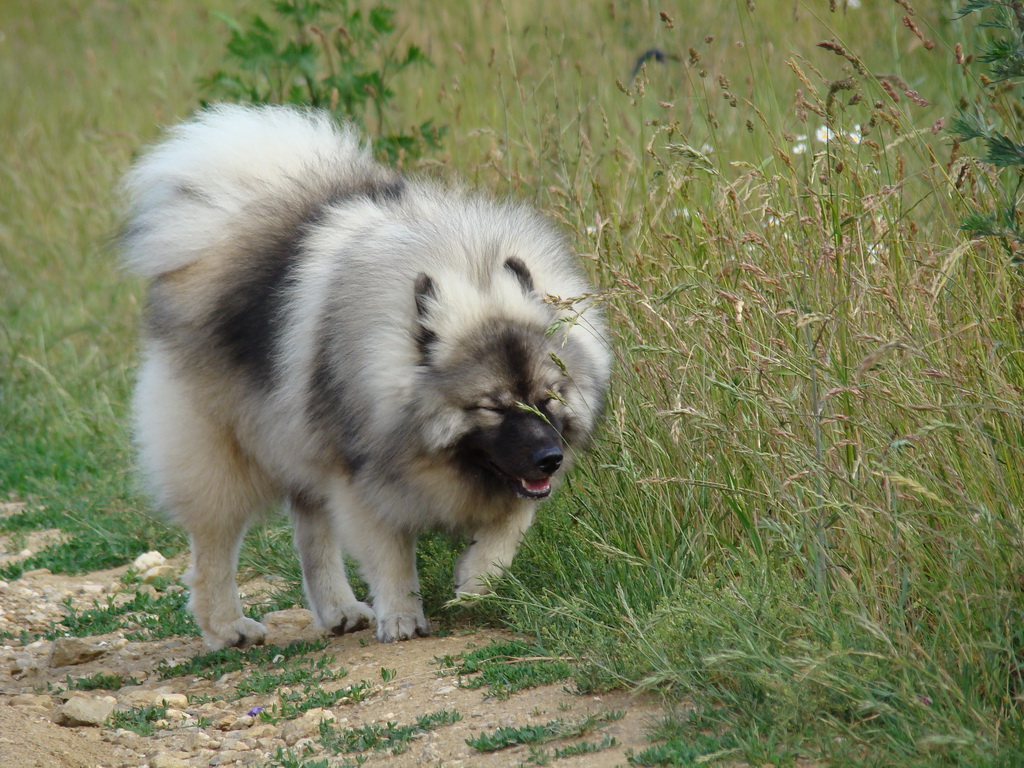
[465,710,624,752]
[46,588,198,642]
[435,638,574,698]
[523,735,619,766]
[156,638,329,680]
[258,679,373,721]
[3,1,1024,765]
[107,703,169,736]
[65,671,144,692]
[316,708,463,755]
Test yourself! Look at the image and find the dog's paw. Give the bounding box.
[204,617,267,650]
[376,612,430,643]
[325,601,376,635]
[454,573,491,596]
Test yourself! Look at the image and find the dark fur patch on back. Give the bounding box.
[209,229,302,387]
[320,176,405,214]
[209,172,405,388]
[366,177,406,203]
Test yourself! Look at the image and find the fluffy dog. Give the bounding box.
[122,105,610,649]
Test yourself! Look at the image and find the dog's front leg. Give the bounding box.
[454,504,536,596]
[338,508,429,642]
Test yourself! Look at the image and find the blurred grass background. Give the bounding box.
[3,1,1024,764]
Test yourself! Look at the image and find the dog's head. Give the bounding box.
[411,258,604,500]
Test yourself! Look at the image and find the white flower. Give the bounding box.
[792,142,808,155]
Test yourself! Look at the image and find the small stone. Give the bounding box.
[12,655,41,676]
[132,551,167,572]
[280,709,334,746]
[109,728,142,749]
[49,637,107,667]
[136,583,159,599]
[157,693,189,709]
[261,608,314,638]
[226,714,254,730]
[55,695,117,727]
[142,565,176,583]
[8,693,52,709]
[149,754,189,768]
[179,729,216,751]
[247,723,278,739]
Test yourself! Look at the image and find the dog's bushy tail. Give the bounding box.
[120,104,369,278]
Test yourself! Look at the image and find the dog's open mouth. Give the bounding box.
[483,460,553,499]
[515,476,552,499]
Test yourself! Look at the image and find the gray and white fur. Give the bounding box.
[122,104,610,650]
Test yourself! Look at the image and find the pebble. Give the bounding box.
[8,693,52,709]
[149,753,190,768]
[49,636,108,667]
[142,565,176,583]
[132,551,167,573]
[55,695,117,727]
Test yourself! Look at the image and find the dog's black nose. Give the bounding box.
[533,446,563,476]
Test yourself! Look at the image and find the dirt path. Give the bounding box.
[0,532,664,767]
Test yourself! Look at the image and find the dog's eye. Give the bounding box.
[468,404,505,414]
[541,390,566,407]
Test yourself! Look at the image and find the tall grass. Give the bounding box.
[2,1,1022,764]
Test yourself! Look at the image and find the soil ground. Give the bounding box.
[0,517,665,768]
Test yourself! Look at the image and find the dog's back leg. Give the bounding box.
[134,352,272,649]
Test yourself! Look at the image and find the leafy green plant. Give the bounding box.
[465,710,623,752]
[47,588,197,642]
[260,679,373,721]
[434,638,573,699]
[201,0,444,163]
[235,654,344,698]
[0,504,183,582]
[156,638,328,680]
[107,703,169,736]
[953,0,1024,262]
[316,708,462,754]
[523,735,618,765]
[66,671,142,691]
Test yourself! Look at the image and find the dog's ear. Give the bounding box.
[504,257,534,294]
[413,273,438,363]
[414,273,437,317]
